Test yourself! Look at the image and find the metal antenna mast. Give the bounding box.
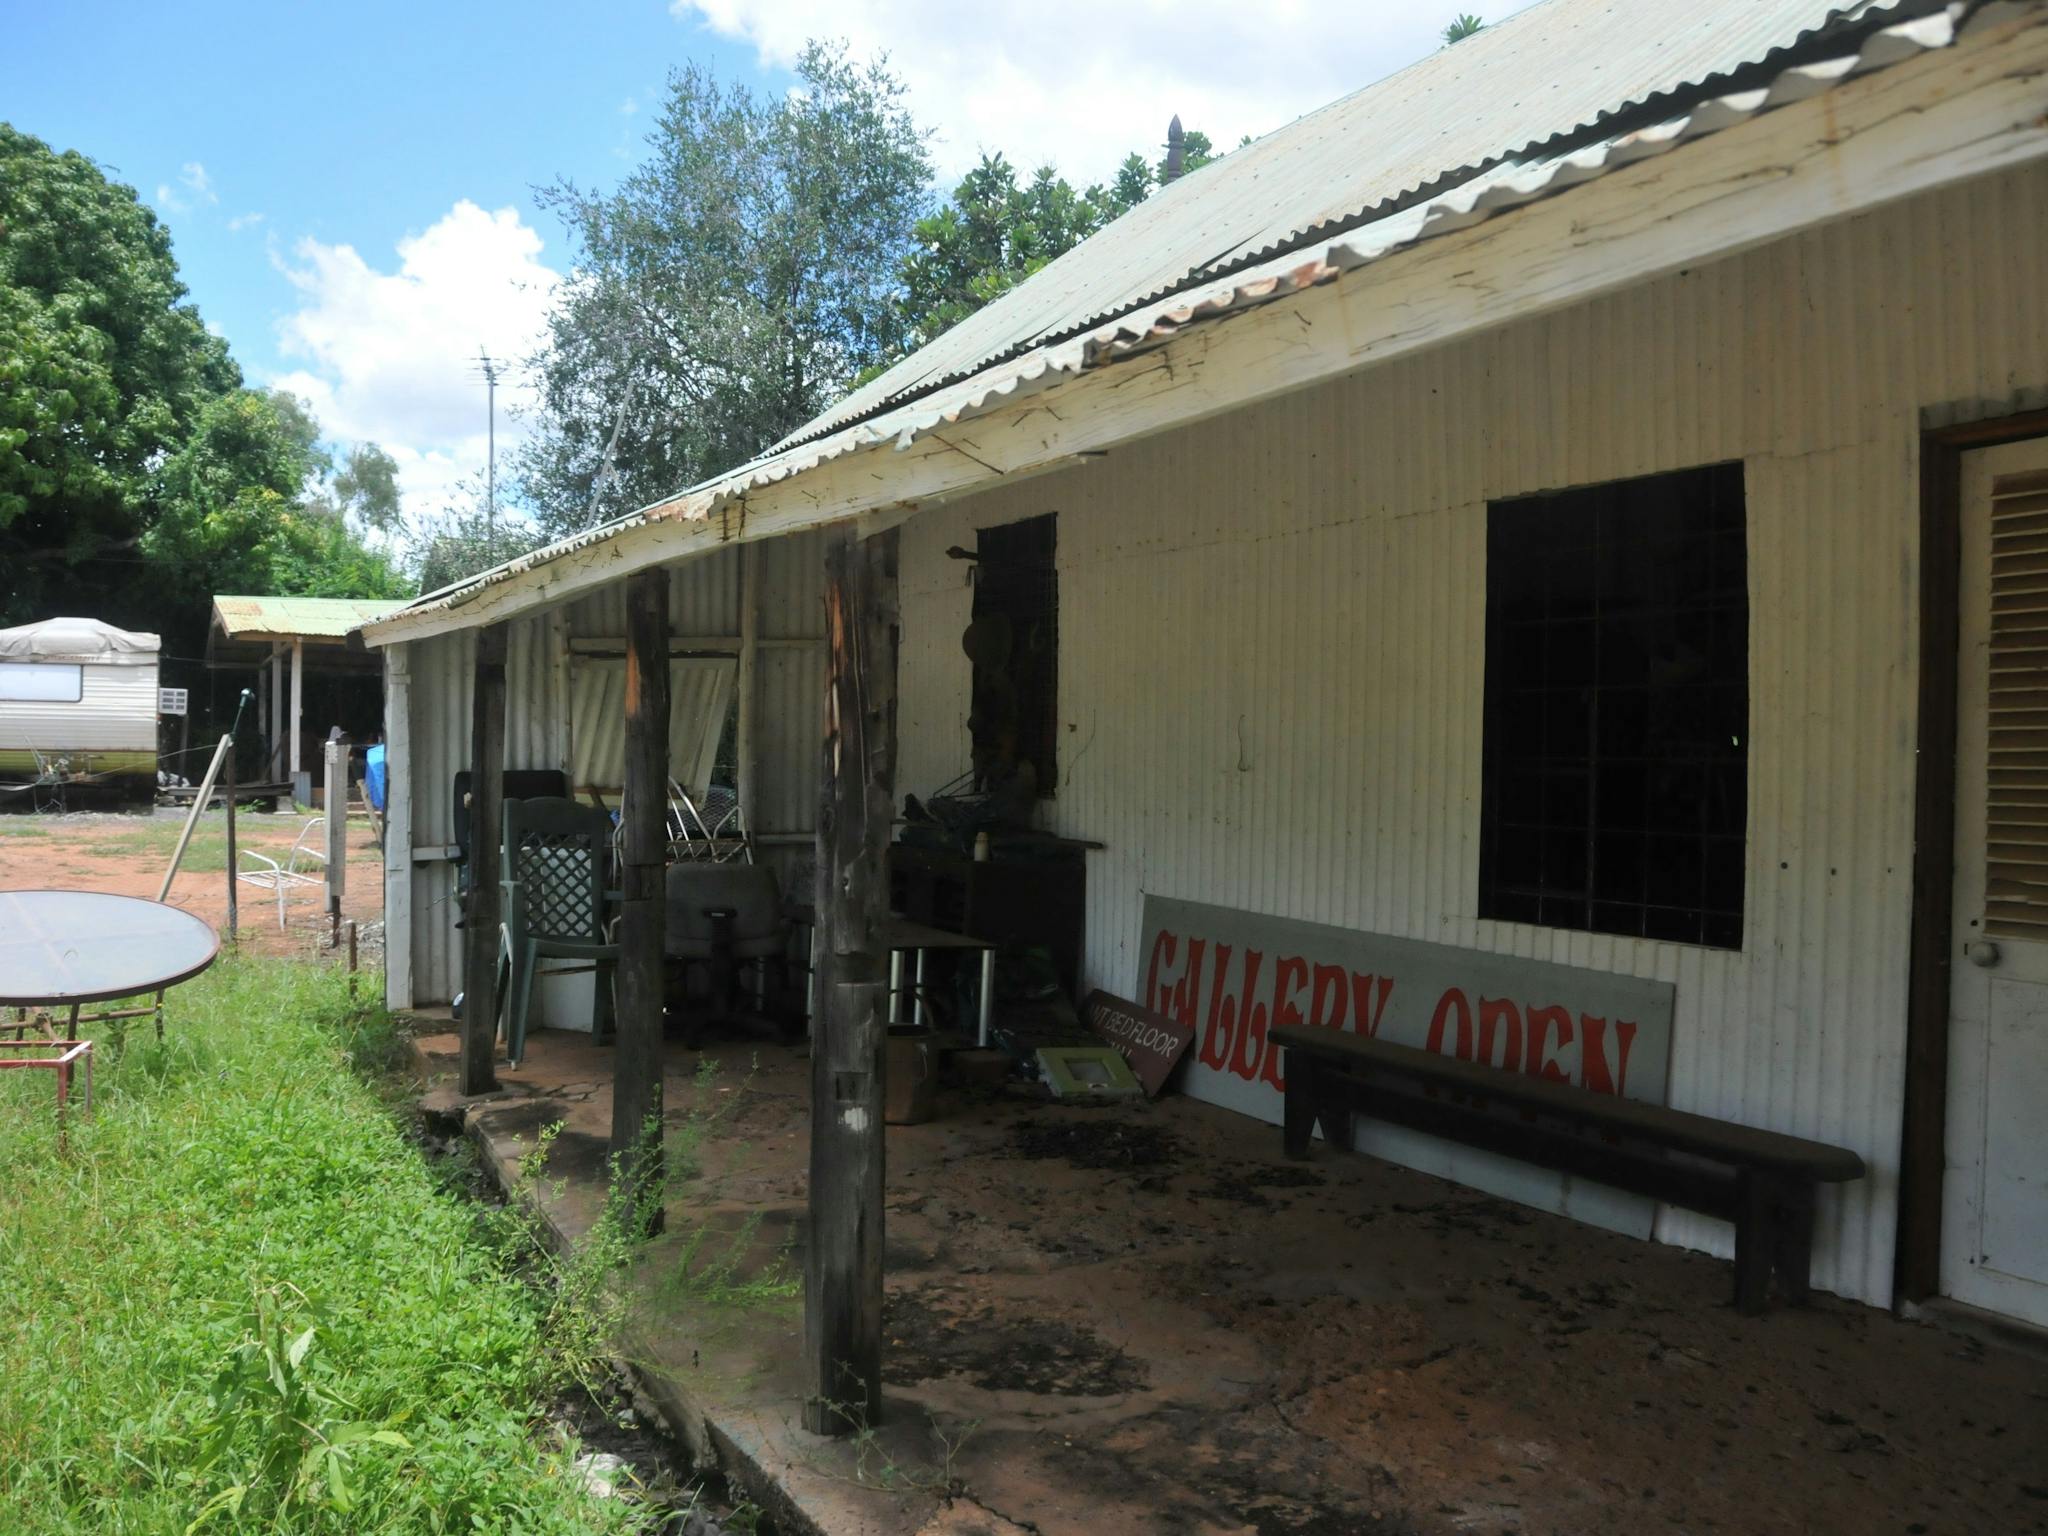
[474,348,503,549]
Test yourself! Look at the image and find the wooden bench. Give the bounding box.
[1272,1025,1866,1313]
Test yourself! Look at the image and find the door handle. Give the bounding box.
[1966,939,2001,969]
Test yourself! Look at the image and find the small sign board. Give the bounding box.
[158,687,188,717]
[1083,989,1195,1098]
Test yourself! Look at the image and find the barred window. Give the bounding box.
[1479,463,1749,949]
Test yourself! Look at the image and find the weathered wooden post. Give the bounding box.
[612,568,671,1223]
[804,526,899,1435]
[461,623,507,1097]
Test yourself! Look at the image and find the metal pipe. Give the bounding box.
[156,689,251,903]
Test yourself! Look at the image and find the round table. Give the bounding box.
[0,891,220,1036]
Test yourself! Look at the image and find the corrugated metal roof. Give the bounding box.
[212,595,408,641]
[786,0,1934,450]
[362,0,1977,638]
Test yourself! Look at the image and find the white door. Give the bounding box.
[1945,435,2048,1327]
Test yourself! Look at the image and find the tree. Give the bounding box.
[515,44,932,539]
[407,475,541,595]
[1443,13,1486,43]
[144,388,409,620]
[0,122,235,619]
[0,126,411,648]
[891,126,1223,357]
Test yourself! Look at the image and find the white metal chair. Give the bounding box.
[667,779,751,863]
[235,815,327,929]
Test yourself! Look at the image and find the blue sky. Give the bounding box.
[4,0,1459,528]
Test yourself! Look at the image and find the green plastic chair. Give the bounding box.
[497,796,618,1066]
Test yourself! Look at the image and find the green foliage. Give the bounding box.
[144,387,410,614]
[515,32,1234,543]
[184,1282,413,1529]
[517,43,932,539]
[1443,12,1486,43]
[894,153,1129,354]
[889,127,1221,361]
[0,123,412,647]
[0,957,643,1535]
[405,473,544,595]
[0,122,234,613]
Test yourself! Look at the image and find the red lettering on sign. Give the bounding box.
[1263,955,1308,1088]
[1526,1004,1575,1084]
[1144,929,1177,1013]
[1352,973,1395,1039]
[1172,940,1206,1034]
[1199,943,1237,1070]
[1426,987,1474,1059]
[1580,1015,1638,1097]
[1308,963,1349,1033]
[1228,950,1268,1082]
[1478,996,1523,1072]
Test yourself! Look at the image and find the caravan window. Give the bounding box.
[0,663,83,703]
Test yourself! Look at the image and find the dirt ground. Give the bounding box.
[0,805,386,959]
[416,1025,2048,1536]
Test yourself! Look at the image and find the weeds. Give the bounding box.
[0,955,648,1535]
[182,1282,412,1529]
[815,1398,980,1498]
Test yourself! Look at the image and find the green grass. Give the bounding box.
[0,958,648,1535]
[91,825,235,873]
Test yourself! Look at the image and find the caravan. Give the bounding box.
[0,618,161,804]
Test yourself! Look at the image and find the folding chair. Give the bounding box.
[235,815,326,928]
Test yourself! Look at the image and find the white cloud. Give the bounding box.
[671,0,1458,184]
[227,211,266,232]
[268,201,562,527]
[158,160,218,213]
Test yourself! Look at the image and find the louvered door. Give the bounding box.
[1944,437,2048,1328]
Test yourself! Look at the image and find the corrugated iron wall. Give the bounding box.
[400,538,827,1007]
[896,163,2048,1306]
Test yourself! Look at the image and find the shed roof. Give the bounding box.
[363,0,1993,642]
[782,0,1933,454]
[212,596,408,644]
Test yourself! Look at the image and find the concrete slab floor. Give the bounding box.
[408,1023,2048,1536]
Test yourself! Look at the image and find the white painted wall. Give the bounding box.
[894,162,2048,1307]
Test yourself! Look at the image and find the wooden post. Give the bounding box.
[262,645,277,778]
[612,568,671,1220]
[268,643,284,780]
[383,644,414,1011]
[289,638,305,793]
[461,623,507,1097]
[804,527,899,1436]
